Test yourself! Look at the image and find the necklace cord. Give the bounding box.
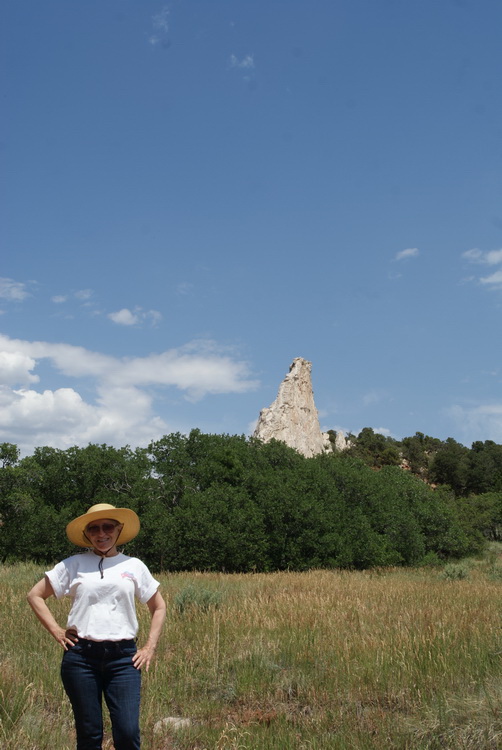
[82,523,123,578]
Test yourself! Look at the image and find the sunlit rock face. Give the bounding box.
[253,358,327,458]
[324,430,350,452]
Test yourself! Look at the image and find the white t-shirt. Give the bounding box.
[45,550,160,641]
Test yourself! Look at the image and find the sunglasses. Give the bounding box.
[86,522,119,535]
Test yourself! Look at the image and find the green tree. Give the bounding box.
[346,427,400,468]
[1,430,491,570]
[467,441,502,495]
[429,438,470,496]
[455,491,502,546]
[400,432,442,477]
[0,442,20,468]
[169,484,267,572]
[0,444,152,563]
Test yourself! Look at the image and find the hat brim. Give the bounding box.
[66,507,140,548]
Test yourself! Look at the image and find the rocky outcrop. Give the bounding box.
[253,358,327,458]
[324,429,350,452]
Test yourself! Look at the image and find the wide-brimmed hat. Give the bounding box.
[66,503,140,548]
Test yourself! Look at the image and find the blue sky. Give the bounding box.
[2,0,502,456]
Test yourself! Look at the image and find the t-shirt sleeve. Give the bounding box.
[134,560,160,604]
[45,560,72,599]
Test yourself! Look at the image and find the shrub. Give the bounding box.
[440,562,470,581]
[174,584,223,615]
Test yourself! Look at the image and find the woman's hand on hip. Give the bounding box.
[52,627,79,650]
[132,644,156,671]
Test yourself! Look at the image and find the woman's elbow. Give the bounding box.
[149,591,167,616]
[156,594,167,615]
[28,577,53,604]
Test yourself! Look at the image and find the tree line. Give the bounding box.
[332,427,502,496]
[0,429,500,572]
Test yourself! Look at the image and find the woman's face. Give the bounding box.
[85,518,123,553]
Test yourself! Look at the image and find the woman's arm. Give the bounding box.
[27,577,78,650]
[132,590,167,671]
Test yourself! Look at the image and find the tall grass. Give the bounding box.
[1,556,500,749]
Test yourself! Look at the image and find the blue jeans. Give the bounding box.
[61,639,141,750]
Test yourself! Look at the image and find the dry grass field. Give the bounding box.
[1,552,500,749]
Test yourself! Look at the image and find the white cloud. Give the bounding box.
[146,310,162,326]
[0,277,30,301]
[108,307,163,327]
[153,7,169,32]
[0,385,167,455]
[342,425,393,439]
[108,308,140,326]
[0,351,39,386]
[362,389,384,406]
[51,290,96,306]
[110,346,257,401]
[462,248,482,262]
[485,249,502,265]
[447,403,502,444]
[230,54,255,69]
[372,426,393,437]
[0,336,114,379]
[395,248,419,261]
[149,7,170,46]
[177,282,194,295]
[463,247,502,265]
[462,247,502,290]
[0,334,258,455]
[480,270,502,288]
[75,289,93,301]
[49,290,160,323]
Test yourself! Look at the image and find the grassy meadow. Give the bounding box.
[1,551,501,749]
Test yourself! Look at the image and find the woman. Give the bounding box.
[27,503,166,750]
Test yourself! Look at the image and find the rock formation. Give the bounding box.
[325,429,350,453]
[253,358,327,458]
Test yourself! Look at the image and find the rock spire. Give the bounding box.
[253,357,327,458]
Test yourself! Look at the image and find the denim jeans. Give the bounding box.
[61,638,141,750]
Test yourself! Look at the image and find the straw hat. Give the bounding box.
[66,503,140,548]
